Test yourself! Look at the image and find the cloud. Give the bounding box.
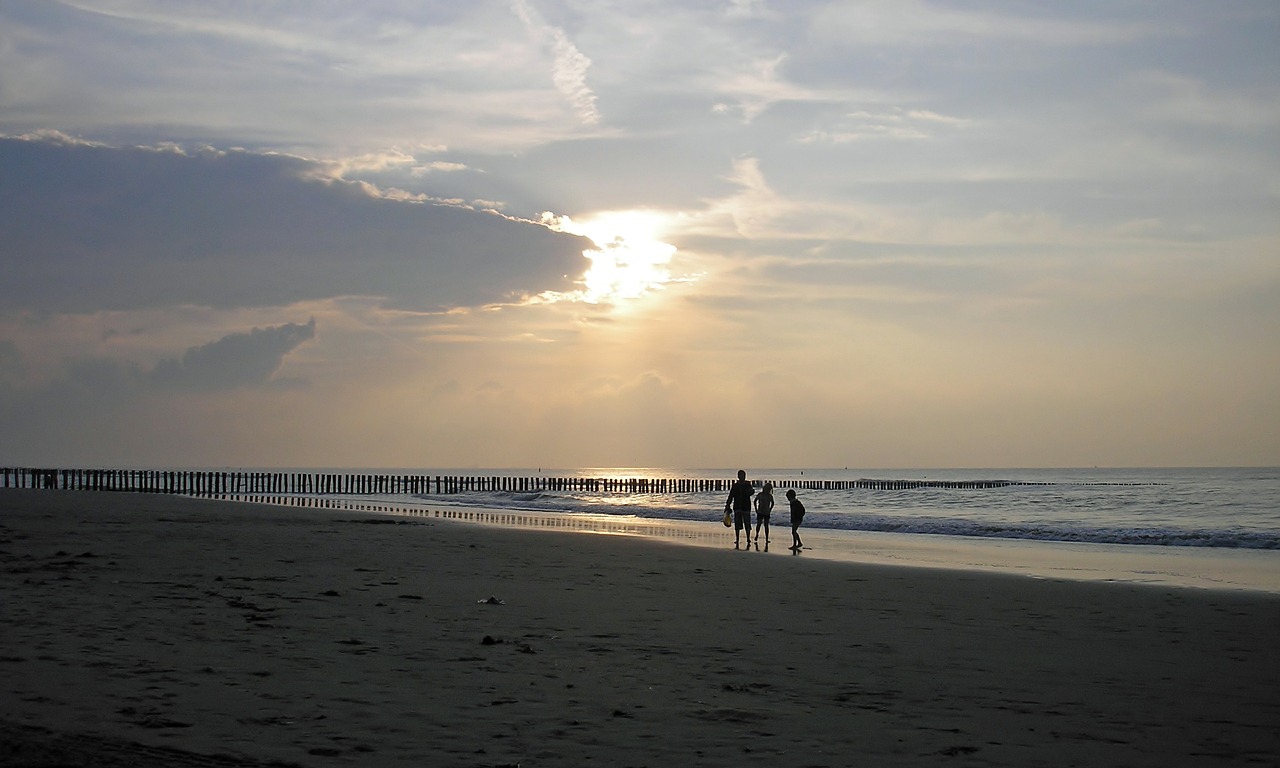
[150,319,316,392]
[0,2,1276,468]
[512,0,601,126]
[0,319,320,465]
[0,135,591,314]
[1121,70,1280,131]
[801,107,973,143]
[0,3,601,153]
[724,0,771,20]
[0,319,316,398]
[711,54,850,123]
[812,1,1172,47]
[0,340,24,387]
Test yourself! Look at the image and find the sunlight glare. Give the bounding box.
[539,210,678,305]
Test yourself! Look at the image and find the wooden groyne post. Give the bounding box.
[0,467,1060,496]
[0,468,736,495]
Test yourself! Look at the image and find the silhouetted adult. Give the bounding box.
[725,469,754,548]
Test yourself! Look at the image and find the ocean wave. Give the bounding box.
[812,514,1280,549]
[412,491,1280,550]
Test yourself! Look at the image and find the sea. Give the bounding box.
[233,466,1280,592]
[392,466,1280,549]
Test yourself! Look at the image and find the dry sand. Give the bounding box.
[1,489,1277,767]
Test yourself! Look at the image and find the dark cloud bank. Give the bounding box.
[0,318,317,465]
[0,135,591,459]
[0,136,590,313]
[5,319,315,402]
[150,319,316,392]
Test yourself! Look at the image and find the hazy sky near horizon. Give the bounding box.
[1,0,1277,469]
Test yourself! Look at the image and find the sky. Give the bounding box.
[1,0,1277,470]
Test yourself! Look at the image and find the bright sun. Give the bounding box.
[539,210,678,305]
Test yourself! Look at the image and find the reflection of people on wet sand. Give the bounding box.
[724,469,754,548]
[753,482,774,546]
[787,489,805,550]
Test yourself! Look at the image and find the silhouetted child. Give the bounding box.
[786,489,805,550]
[753,482,774,545]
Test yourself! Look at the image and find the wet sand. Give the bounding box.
[2,489,1277,766]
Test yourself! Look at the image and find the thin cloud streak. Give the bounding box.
[512,0,602,126]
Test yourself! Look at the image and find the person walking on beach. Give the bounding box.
[786,489,806,550]
[725,469,754,548]
[753,482,774,545]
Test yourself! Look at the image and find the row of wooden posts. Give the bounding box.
[0,466,1023,495]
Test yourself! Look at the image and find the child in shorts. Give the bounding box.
[786,489,805,550]
[753,482,774,545]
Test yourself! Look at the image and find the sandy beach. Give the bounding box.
[2,489,1277,767]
